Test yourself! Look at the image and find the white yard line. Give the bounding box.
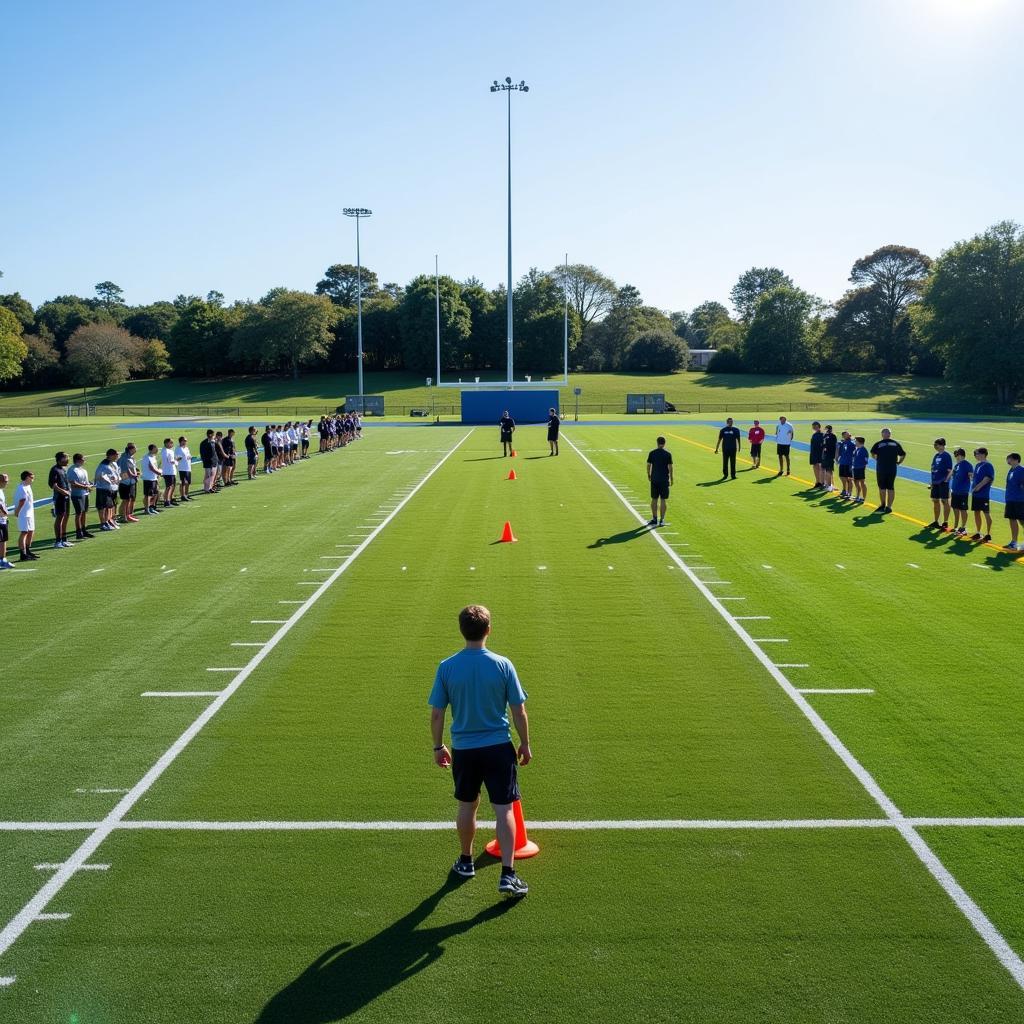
[562,432,1024,990]
[0,429,474,967]
[141,691,222,698]
[799,688,875,695]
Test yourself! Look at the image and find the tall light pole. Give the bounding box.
[343,207,372,409]
[563,252,569,380]
[490,76,528,389]
[435,254,441,390]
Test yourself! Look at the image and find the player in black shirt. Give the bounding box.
[499,411,516,456]
[714,418,742,479]
[869,428,907,514]
[547,408,560,456]
[808,422,824,487]
[821,425,838,493]
[48,452,72,549]
[245,427,259,480]
[646,436,674,527]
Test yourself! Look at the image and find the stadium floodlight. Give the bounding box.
[490,75,529,388]
[343,207,373,407]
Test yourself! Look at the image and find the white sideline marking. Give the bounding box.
[278,600,303,605]
[231,642,266,647]
[836,564,846,570]
[734,616,770,620]
[296,581,320,586]
[35,863,109,871]
[562,432,1024,991]
[306,568,333,574]
[206,667,243,673]
[0,977,15,987]
[335,544,358,548]
[90,567,105,574]
[319,555,345,560]
[35,913,69,922]
[0,429,474,965]
[753,638,788,644]
[251,620,286,624]
[4,824,100,832]
[907,562,920,569]
[74,789,128,795]
[142,691,221,698]
[703,580,732,585]
[718,597,746,601]
[798,688,875,695]
[775,664,810,669]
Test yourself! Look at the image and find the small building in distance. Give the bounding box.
[688,348,716,369]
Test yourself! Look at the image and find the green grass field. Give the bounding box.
[1,413,1024,1022]
[0,369,1001,417]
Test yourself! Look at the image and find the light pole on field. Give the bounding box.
[343,207,372,410]
[490,76,528,389]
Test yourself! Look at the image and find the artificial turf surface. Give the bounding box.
[1,415,1023,1021]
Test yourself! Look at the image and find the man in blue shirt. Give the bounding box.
[429,605,531,897]
[970,447,995,543]
[949,448,973,537]
[851,437,870,504]
[836,431,856,499]
[1003,453,1024,552]
[927,438,953,530]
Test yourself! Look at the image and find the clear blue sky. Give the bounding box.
[2,0,1021,315]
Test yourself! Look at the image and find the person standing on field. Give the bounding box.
[775,416,794,476]
[647,435,674,527]
[1003,453,1024,552]
[808,422,824,488]
[68,454,94,539]
[49,451,74,547]
[747,420,765,469]
[547,408,560,456]
[14,470,37,560]
[0,473,12,569]
[714,417,742,480]
[949,448,972,537]
[821,425,837,492]
[117,443,139,523]
[429,604,531,899]
[499,410,516,457]
[174,436,193,502]
[869,428,907,514]
[927,438,953,531]
[970,448,994,543]
[836,431,856,499]
[141,444,161,515]
[161,438,179,507]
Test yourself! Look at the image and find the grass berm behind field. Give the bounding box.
[0,420,1023,1022]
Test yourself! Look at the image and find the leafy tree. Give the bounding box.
[315,264,379,306]
[842,244,932,372]
[512,269,580,375]
[742,286,815,373]
[398,275,471,375]
[577,284,671,371]
[731,267,794,322]
[706,346,746,373]
[21,328,63,387]
[614,284,642,310]
[167,299,239,377]
[94,281,125,311]
[549,264,617,347]
[916,221,1024,404]
[622,330,689,372]
[206,290,225,307]
[0,307,28,382]
[686,301,732,346]
[0,292,34,330]
[64,323,142,387]
[122,301,178,342]
[460,281,504,369]
[361,293,402,370]
[34,296,109,348]
[138,339,172,378]
[232,292,337,380]
[668,311,689,340]
[707,320,745,351]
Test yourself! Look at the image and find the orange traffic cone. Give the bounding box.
[507,469,517,480]
[510,449,517,457]
[485,799,540,859]
[499,521,517,543]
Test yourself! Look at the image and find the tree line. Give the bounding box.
[1,219,1021,403]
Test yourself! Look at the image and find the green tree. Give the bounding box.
[686,301,732,346]
[549,264,617,347]
[206,290,225,307]
[34,296,109,348]
[398,275,471,375]
[138,338,172,378]
[315,264,379,306]
[742,286,815,373]
[460,281,504,369]
[513,269,580,375]
[21,328,63,387]
[232,291,337,380]
[167,299,238,377]
[706,346,746,373]
[94,281,126,311]
[64,323,141,387]
[0,307,28,382]
[361,293,402,370]
[123,301,179,341]
[916,221,1024,405]
[707,320,745,351]
[0,292,34,330]
[730,267,794,322]
[622,330,689,372]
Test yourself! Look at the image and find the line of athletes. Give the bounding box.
[0,413,362,565]
[714,417,1024,551]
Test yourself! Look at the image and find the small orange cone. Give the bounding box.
[510,449,517,457]
[486,799,540,859]
[507,469,517,480]
[499,521,517,543]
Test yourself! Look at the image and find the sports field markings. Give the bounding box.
[0,978,15,987]
[230,641,266,647]
[0,429,474,972]
[775,663,810,669]
[141,691,222,698]
[798,688,875,695]
[319,555,345,560]
[277,600,303,605]
[907,562,920,568]
[734,615,770,620]
[251,619,286,624]
[74,789,129,795]
[34,913,70,922]
[564,432,1024,990]
[752,638,788,644]
[206,667,244,673]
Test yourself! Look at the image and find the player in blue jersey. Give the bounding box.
[927,438,953,530]
[970,448,995,543]
[851,437,869,504]
[1003,453,1024,552]
[948,448,972,536]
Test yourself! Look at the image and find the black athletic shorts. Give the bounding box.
[96,489,116,510]
[179,471,192,483]
[263,447,272,459]
[950,493,969,511]
[224,456,236,467]
[452,742,520,805]
[650,480,670,501]
[71,495,88,514]
[53,494,70,515]
[143,479,158,497]
[202,460,214,470]
[876,469,897,490]
[749,442,762,458]
[838,465,852,478]
[821,456,835,471]
[1005,501,1024,521]
[162,474,175,488]
[247,452,258,464]
[853,467,865,481]
[777,444,791,457]
[500,431,513,443]
[0,522,7,542]
[809,455,822,466]
[930,482,950,500]
[547,429,559,442]
[117,482,135,501]
[971,495,990,513]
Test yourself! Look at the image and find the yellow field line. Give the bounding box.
[666,431,1020,562]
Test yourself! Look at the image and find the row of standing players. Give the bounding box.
[713,417,1024,551]
[0,413,363,567]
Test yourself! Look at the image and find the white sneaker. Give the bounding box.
[1006,542,1020,551]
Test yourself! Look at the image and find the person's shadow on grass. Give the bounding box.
[254,872,518,1024]
[907,529,958,552]
[979,550,1024,572]
[696,478,731,487]
[588,525,651,547]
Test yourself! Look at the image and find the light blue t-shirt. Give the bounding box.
[428,647,527,750]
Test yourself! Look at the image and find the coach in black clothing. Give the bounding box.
[647,436,674,527]
[869,428,907,514]
[714,418,742,479]
[809,422,824,487]
[199,430,216,494]
[499,411,516,457]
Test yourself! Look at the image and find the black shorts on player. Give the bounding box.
[650,481,670,501]
[452,742,520,805]
[821,456,835,471]
[143,480,158,497]
[117,482,135,501]
[162,474,175,488]
[71,495,88,515]
[179,471,192,483]
[853,467,865,481]
[777,444,791,458]
[53,494,70,516]
[951,493,968,511]
[749,442,762,459]
[96,490,116,510]
[876,470,896,490]
[1004,501,1024,521]
[930,482,950,500]
[971,496,990,512]
[838,465,852,479]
